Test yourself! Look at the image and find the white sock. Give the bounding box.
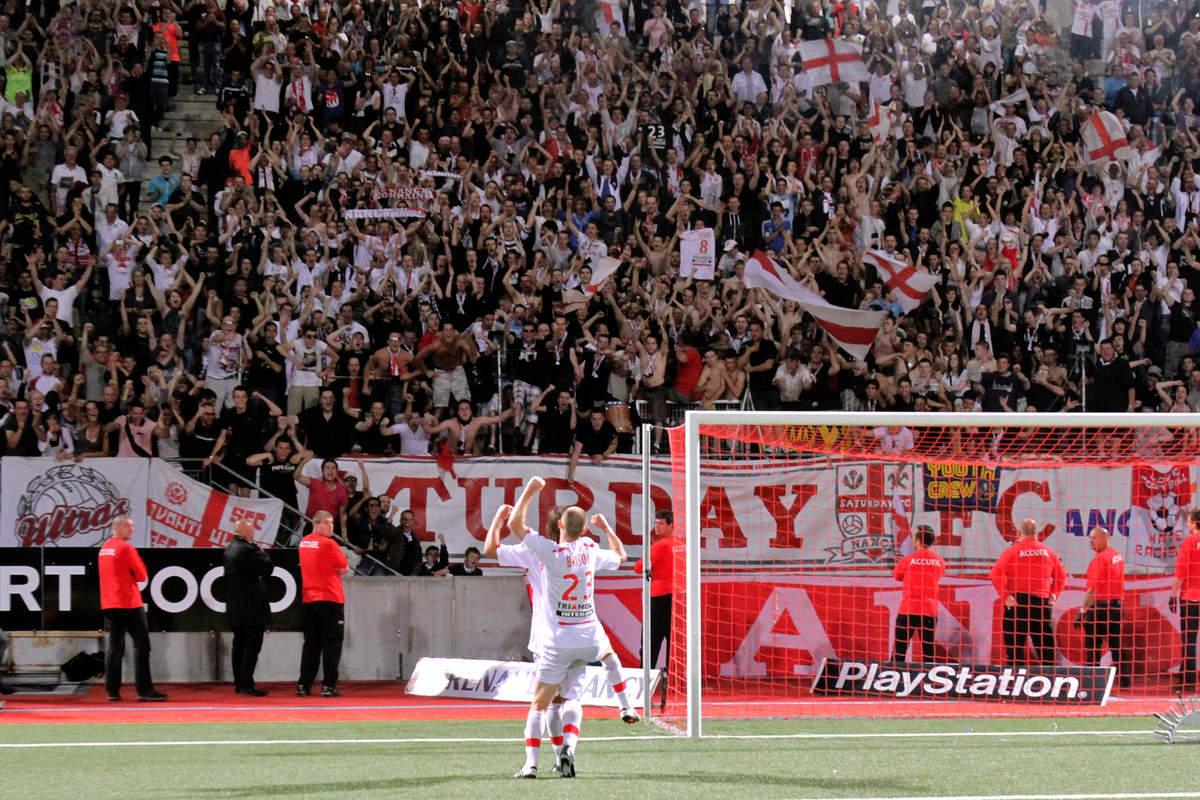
[602,653,632,708]
[561,699,582,752]
[545,702,564,754]
[523,708,544,768]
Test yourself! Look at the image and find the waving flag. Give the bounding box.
[798,39,870,87]
[743,251,886,360]
[862,250,939,313]
[585,256,622,294]
[868,101,893,144]
[1081,111,1134,167]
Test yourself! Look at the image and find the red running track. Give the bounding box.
[0,681,1174,725]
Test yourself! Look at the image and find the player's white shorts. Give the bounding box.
[533,652,586,700]
[535,639,610,686]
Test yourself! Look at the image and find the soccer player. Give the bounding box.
[1075,526,1127,688]
[492,480,638,778]
[891,524,944,663]
[1171,508,1200,691]
[508,475,637,779]
[989,518,1067,666]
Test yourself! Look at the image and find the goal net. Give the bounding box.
[662,412,1198,736]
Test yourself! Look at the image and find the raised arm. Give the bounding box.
[508,475,546,539]
[589,513,626,561]
[482,504,514,559]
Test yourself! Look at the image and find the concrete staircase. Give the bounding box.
[146,45,223,175]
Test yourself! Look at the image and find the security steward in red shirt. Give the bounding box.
[989,518,1067,666]
[892,525,946,663]
[297,510,349,698]
[99,516,166,702]
[634,509,681,708]
[1076,526,1128,688]
[1171,508,1200,691]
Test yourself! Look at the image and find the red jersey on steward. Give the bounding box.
[893,548,945,616]
[299,533,348,603]
[989,538,1066,599]
[1176,532,1200,602]
[98,536,148,609]
[634,535,683,597]
[1085,546,1125,600]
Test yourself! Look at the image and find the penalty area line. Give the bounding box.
[0,729,1155,749]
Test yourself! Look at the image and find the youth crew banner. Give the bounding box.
[593,574,1185,681]
[1,459,284,549]
[0,547,302,631]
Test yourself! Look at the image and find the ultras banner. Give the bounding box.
[0,459,284,549]
[0,547,302,631]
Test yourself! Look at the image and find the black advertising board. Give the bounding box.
[0,548,302,632]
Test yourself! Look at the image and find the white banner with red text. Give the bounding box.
[5,454,1192,580]
[0,458,283,549]
[298,456,1196,576]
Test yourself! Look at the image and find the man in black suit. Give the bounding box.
[224,519,273,696]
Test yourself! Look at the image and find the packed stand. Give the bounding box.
[0,0,1198,520]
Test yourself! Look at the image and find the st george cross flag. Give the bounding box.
[743,251,887,360]
[798,39,870,87]
[1081,111,1135,167]
[861,249,940,313]
[585,256,622,294]
[868,101,893,144]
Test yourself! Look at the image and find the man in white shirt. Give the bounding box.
[730,57,768,106]
[252,55,282,114]
[381,69,410,118]
[49,147,87,215]
[385,411,431,455]
[95,204,129,256]
[31,260,92,326]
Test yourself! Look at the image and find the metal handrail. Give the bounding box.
[170,457,400,575]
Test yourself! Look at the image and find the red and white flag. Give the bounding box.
[1081,111,1135,167]
[743,251,887,360]
[798,39,870,87]
[862,249,939,313]
[585,256,622,294]
[867,101,892,144]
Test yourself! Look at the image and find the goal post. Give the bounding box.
[670,411,1200,737]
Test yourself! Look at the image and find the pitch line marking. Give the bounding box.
[790,795,1200,800]
[0,729,1155,749]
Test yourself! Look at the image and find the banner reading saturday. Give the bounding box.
[1,455,1193,577]
[0,458,283,549]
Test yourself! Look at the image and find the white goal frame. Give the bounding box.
[680,410,1200,738]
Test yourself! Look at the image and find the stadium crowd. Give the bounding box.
[2,0,1200,525]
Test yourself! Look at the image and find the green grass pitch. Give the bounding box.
[2,716,1198,799]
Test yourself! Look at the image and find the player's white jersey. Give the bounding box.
[496,528,549,654]
[524,533,621,648]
